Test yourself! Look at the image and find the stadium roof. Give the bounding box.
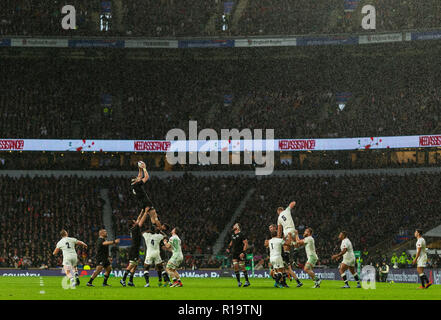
[424,225,441,238]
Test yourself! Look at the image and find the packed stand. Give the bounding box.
[1,44,440,141]
[0,175,105,268]
[234,173,441,267]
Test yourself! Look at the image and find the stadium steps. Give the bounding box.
[212,187,256,255]
[230,0,249,34]
[100,188,116,243]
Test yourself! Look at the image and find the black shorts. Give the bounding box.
[96,258,111,268]
[128,248,139,262]
[232,252,245,261]
[138,195,154,210]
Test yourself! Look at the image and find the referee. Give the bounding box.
[87,229,120,287]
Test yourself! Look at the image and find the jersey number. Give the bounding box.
[281,216,287,221]
[66,242,71,249]
[151,240,155,246]
[271,243,274,250]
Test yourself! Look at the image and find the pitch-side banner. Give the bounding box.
[235,38,297,47]
[1,135,441,152]
[1,268,441,284]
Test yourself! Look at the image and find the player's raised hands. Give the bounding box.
[289,201,296,209]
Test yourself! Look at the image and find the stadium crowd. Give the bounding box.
[1,46,440,141]
[0,175,104,269]
[1,173,441,270]
[1,0,440,37]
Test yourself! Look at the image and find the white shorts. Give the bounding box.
[283,227,296,239]
[306,255,318,267]
[417,257,427,268]
[145,254,162,266]
[270,256,284,270]
[342,256,355,267]
[63,255,78,267]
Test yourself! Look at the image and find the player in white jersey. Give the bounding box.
[331,231,361,288]
[295,228,321,288]
[53,229,88,287]
[164,227,184,287]
[142,226,170,287]
[413,229,432,289]
[276,201,303,287]
[265,230,289,288]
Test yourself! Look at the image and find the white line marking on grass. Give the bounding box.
[39,277,45,294]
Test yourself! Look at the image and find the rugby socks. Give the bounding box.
[88,277,94,284]
[122,270,129,281]
[143,271,150,284]
[341,274,349,286]
[243,270,249,282]
[235,272,241,283]
[295,278,301,285]
[162,271,170,283]
[281,273,287,285]
[275,273,282,283]
[129,272,135,283]
[103,274,109,285]
[353,273,361,284]
[419,273,427,286]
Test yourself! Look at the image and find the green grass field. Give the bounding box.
[0,277,439,300]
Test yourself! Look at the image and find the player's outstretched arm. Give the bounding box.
[103,239,120,246]
[52,247,60,256]
[332,248,347,261]
[289,201,296,209]
[141,166,149,183]
[277,224,283,238]
[264,240,269,248]
[77,240,88,248]
[135,209,144,224]
[294,230,304,246]
[138,208,149,227]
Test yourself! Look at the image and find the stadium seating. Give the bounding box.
[0,0,440,37]
[0,175,104,268]
[1,49,440,141]
[2,173,441,269]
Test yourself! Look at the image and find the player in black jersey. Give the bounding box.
[131,161,163,230]
[120,208,149,287]
[226,223,250,287]
[87,229,120,287]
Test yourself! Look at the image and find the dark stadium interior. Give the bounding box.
[1,0,441,296]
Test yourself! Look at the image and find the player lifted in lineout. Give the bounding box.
[87,229,120,287]
[142,224,171,287]
[131,161,163,231]
[265,229,289,288]
[294,228,321,288]
[332,231,361,288]
[53,229,88,288]
[226,223,250,287]
[276,201,303,287]
[413,229,432,289]
[120,209,149,287]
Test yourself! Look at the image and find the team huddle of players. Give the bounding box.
[53,162,433,290]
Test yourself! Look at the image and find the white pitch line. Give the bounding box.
[39,277,45,294]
